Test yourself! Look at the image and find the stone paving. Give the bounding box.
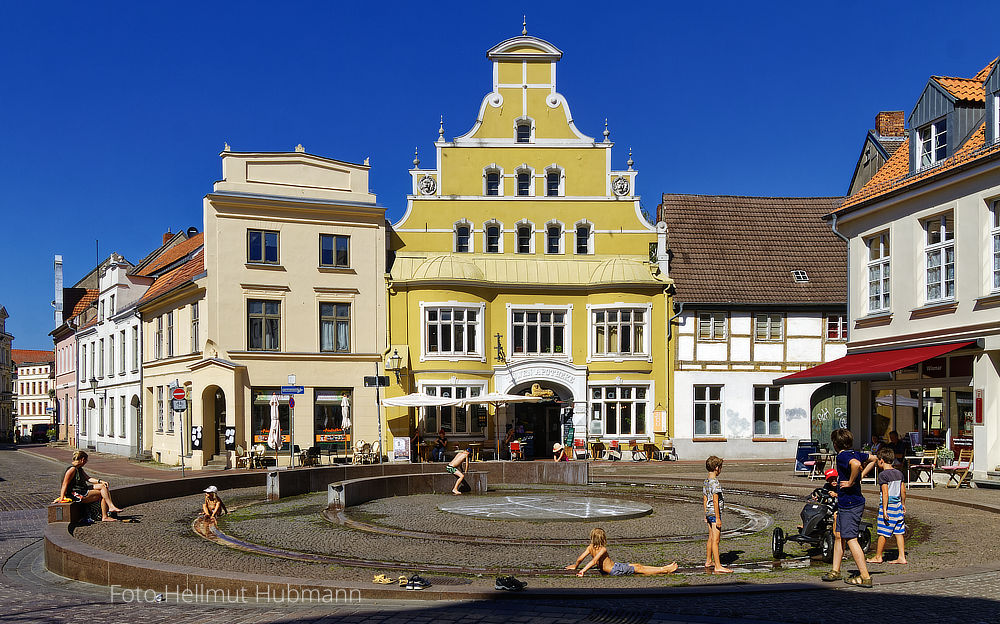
[2,446,1000,623]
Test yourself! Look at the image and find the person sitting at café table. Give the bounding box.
[888,431,911,468]
[432,428,448,462]
[869,434,884,454]
[502,424,516,460]
[553,442,569,462]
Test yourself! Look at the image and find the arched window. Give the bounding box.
[546,222,564,254]
[483,166,502,196]
[483,220,503,253]
[515,165,534,197]
[454,220,472,253]
[515,117,534,143]
[516,222,533,254]
[575,221,593,255]
[545,165,563,197]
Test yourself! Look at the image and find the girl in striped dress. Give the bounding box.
[867,447,907,564]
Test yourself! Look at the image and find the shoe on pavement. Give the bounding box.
[495,575,526,591]
[821,570,843,582]
[408,574,431,590]
[844,574,873,588]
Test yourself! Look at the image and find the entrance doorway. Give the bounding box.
[509,381,571,459]
[201,386,226,458]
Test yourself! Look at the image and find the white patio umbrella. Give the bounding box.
[267,392,281,451]
[341,395,352,430]
[381,393,461,462]
[459,392,543,460]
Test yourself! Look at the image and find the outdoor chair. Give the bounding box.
[572,439,588,460]
[651,441,678,461]
[367,440,382,464]
[941,449,974,488]
[629,440,648,461]
[607,440,622,462]
[351,440,367,465]
[303,445,321,466]
[907,448,937,488]
[234,445,251,469]
[509,440,523,461]
[251,445,266,469]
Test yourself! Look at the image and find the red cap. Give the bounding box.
[824,468,838,480]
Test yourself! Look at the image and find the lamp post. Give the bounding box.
[387,349,402,385]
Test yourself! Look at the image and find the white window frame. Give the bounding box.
[923,213,955,303]
[515,164,535,197]
[514,219,535,254]
[753,385,782,437]
[574,220,593,255]
[513,116,535,144]
[588,303,652,361]
[156,386,164,431]
[108,394,115,437]
[697,312,727,341]
[507,303,572,360]
[544,220,564,255]
[589,383,651,439]
[754,313,783,342]
[190,303,199,353]
[483,165,504,197]
[453,219,473,253]
[544,164,564,197]
[483,219,504,254]
[119,329,126,372]
[992,200,1000,292]
[420,302,486,362]
[693,384,723,437]
[866,232,891,313]
[155,316,163,359]
[918,117,947,168]
[825,314,848,341]
[419,381,488,436]
[119,395,126,438]
[108,334,115,376]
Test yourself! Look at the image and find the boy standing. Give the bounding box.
[823,428,877,587]
[447,447,471,495]
[867,447,907,564]
[703,455,732,573]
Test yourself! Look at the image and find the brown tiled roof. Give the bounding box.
[12,349,54,365]
[658,195,846,305]
[877,136,906,157]
[133,233,204,277]
[139,250,204,305]
[68,289,99,318]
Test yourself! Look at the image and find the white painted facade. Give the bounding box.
[673,310,847,459]
[76,254,148,456]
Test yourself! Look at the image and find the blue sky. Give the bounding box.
[2,1,997,350]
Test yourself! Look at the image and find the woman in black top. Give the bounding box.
[432,428,448,462]
[56,450,123,521]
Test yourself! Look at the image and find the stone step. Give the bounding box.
[974,471,1000,489]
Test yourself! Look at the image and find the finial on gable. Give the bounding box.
[522,15,527,35]
[603,119,610,143]
[438,115,444,140]
[627,147,634,170]
[295,144,305,153]
[364,156,370,166]
[223,142,230,152]
[413,147,420,168]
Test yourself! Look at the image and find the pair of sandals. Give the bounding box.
[371,574,398,585]
[822,570,873,587]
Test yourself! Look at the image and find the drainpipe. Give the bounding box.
[829,213,852,436]
[666,300,684,441]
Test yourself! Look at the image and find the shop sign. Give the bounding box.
[975,389,983,425]
[315,431,351,443]
[393,437,410,461]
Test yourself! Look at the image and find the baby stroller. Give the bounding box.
[771,472,871,563]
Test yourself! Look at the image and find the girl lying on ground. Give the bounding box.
[566,528,678,577]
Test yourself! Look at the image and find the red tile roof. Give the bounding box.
[12,349,54,365]
[133,232,204,277]
[68,289,99,318]
[974,58,998,82]
[931,75,985,102]
[139,250,205,306]
[658,195,846,305]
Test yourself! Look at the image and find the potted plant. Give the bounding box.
[912,444,924,456]
[936,448,954,466]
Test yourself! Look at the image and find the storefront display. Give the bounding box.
[315,389,351,450]
[251,388,289,449]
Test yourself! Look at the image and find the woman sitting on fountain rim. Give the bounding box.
[55,450,124,522]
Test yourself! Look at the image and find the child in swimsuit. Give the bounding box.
[566,528,678,577]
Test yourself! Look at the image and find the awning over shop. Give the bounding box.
[775,340,976,385]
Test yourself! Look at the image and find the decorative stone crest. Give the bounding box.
[418,175,437,195]
[612,175,630,196]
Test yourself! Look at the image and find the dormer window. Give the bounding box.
[918,118,947,167]
[791,270,809,283]
[485,169,500,196]
[516,122,531,143]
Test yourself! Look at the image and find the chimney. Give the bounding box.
[163,229,173,245]
[875,111,905,137]
[54,255,63,329]
[655,222,669,277]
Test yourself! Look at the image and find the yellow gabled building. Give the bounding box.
[384,32,673,459]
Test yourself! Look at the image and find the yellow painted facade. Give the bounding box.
[384,34,673,459]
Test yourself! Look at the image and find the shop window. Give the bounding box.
[314,389,351,451]
[949,355,973,378]
[753,385,781,436]
[591,386,647,436]
[251,388,290,449]
[694,385,722,436]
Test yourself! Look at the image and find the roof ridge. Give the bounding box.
[660,193,843,200]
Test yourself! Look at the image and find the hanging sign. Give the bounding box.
[975,388,984,425]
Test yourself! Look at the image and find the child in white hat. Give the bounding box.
[202,485,228,521]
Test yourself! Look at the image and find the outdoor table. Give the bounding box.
[468,443,483,462]
[642,443,658,460]
[418,441,434,462]
[807,452,834,479]
[590,441,606,460]
[906,455,935,488]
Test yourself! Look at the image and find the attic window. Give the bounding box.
[918,119,947,168]
[516,121,531,143]
[791,270,809,283]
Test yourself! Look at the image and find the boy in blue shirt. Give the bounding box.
[822,428,877,587]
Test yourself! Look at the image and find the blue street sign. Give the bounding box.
[281,386,305,395]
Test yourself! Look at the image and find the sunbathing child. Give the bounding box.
[566,528,678,577]
[201,485,228,521]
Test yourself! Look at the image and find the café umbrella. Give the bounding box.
[267,392,281,469]
[459,392,543,460]
[381,393,462,461]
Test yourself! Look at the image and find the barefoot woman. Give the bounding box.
[57,450,124,522]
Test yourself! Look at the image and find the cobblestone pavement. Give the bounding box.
[2,447,1000,623]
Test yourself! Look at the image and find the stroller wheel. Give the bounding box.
[771,527,785,559]
[858,525,872,553]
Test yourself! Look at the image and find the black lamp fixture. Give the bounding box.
[494,333,506,363]
[387,349,403,384]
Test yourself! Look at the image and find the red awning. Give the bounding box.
[775,341,976,385]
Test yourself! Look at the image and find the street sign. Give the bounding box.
[364,376,390,387]
[46,407,55,414]
[281,385,305,395]
[289,396,295,409]
[172,399,187,411]
[172,387,186,401]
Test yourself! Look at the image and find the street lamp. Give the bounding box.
[387,349,403,384]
